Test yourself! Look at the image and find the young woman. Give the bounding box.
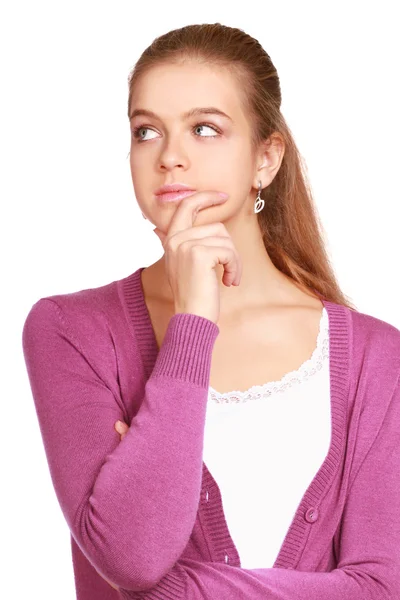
[22,23,400,599]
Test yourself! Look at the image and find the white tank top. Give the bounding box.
[203,307,330,568]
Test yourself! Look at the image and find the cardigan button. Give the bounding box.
[205,490,209,502]
[305,507,319,523]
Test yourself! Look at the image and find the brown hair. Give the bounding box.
[127,23,357,310]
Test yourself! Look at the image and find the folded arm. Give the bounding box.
[22,298,219,592]
[123,375,400,599]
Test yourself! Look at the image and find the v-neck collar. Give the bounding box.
[120,266,352,570]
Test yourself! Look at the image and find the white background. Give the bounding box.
[1,1,399,597]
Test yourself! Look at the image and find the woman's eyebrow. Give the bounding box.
[129,106,234,123]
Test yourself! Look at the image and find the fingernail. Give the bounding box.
[218,192,228,198]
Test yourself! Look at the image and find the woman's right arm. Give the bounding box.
[22,297,219,593]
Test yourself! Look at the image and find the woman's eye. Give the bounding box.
[131,126,157,142]
[193,123,220,138]
[131,122,220,142]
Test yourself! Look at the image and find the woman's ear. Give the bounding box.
[256,133,285,184]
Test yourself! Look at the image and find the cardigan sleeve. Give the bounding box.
[122,374,400,600]
[22,298,219,593]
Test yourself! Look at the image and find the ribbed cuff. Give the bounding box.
[151,313,220,387]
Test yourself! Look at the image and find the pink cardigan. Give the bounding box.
[22,267,400,599]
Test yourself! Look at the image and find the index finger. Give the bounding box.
[166,190,229,240]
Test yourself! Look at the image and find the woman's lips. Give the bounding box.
[156,190,196,203]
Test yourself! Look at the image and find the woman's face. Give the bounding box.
[128,61,259,231]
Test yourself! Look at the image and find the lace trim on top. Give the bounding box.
[208,307,329,404]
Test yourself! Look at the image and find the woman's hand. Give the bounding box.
[152,190,242,325]
[115,420,129,440]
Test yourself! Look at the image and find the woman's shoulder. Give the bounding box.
[340,304,400,409]
[24,270,137,331]
[22,271,141,366]
[349,304,400,355]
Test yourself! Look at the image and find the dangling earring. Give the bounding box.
[254,180,265,213]
[141,212,147,220]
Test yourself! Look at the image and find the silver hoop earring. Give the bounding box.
[254,180,265,213]
[141,212,147,220]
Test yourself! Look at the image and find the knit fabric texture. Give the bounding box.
[22,267,400,599]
